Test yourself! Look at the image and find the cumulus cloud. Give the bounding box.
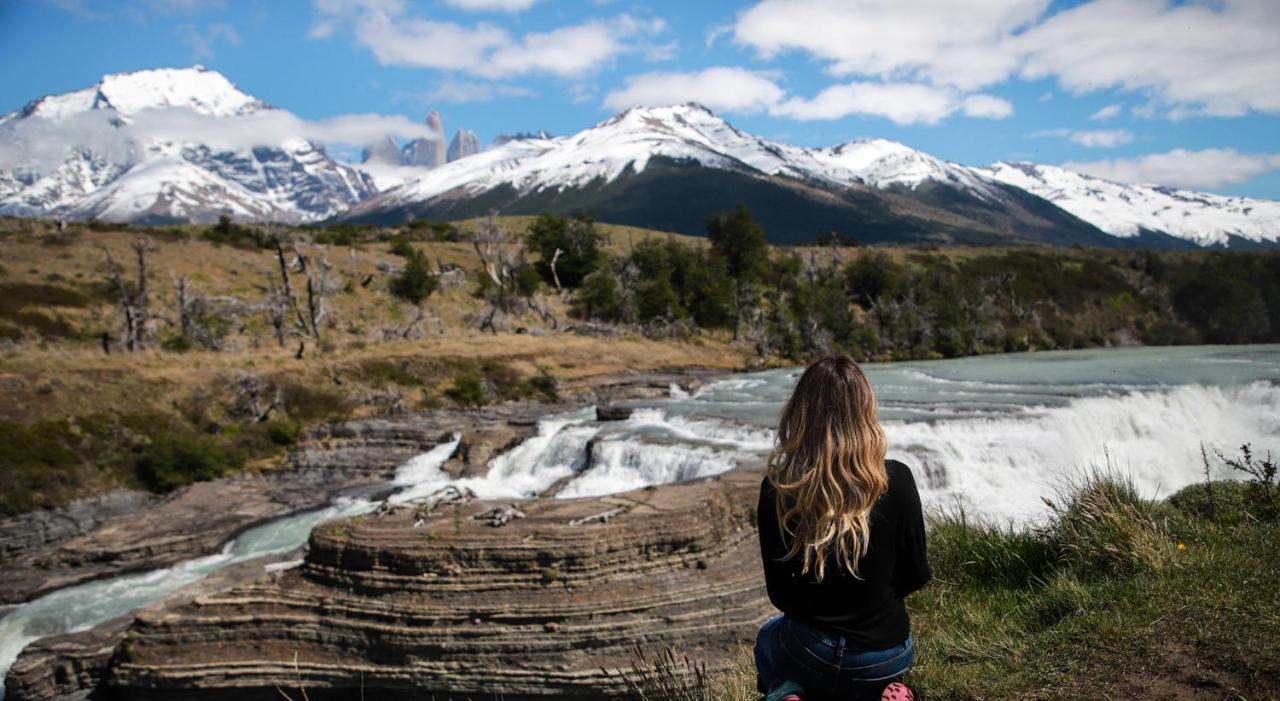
[732,0,1280,118]
[774,83,959,124]
[310,1,666,78]
[0,106,440,176]
[444,0,539,11]
[601,68,1016,126]
[733,0,1048,91]
[1016,0,1280,118]
[962,94,1015,119]
[1089,104,1121,121]
[777,84,1013,124]
[603,67,785,113]
[1065,148,1280,189]
[1035,128,1133,148]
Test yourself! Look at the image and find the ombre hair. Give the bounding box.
[766,355,888,581]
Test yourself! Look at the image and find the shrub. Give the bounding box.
[1046,473,1170,577]
[524,213,604,288]
[528,371,559,401]
[279,382,355,423]
[266,419,303,446]
[389,249,439,304]
[445,373,487,409]
[135,433,241,493]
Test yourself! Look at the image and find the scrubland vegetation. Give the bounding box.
[2,211,1279,517]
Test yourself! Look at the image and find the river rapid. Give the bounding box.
[2,344,1278,693]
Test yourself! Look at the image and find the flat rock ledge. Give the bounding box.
[95,468,769,700]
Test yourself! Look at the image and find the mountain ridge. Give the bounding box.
[2,68,1277,247]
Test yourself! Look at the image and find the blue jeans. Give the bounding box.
[754,615,915,700]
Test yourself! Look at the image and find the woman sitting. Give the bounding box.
[754,356,931,701]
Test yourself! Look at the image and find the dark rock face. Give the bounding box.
[0,490,155,564]
[595,404,634,421]
[104,468,770,700]
[440,423,536,478]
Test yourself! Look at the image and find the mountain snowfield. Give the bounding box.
[977,162,1280,248]
[0,66,374,224]
[1,67,1277,247]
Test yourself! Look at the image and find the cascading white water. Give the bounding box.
[2,344,1277,693]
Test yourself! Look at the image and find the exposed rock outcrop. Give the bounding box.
[440,422,536,478]
[447,128,480,162]
[103,467,769,700]
[403,110,446,168]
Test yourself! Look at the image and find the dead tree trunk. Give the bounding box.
[103,237,154,352]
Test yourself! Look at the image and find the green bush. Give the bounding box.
[1046,474,1170,577]
[135,433,242,493]
[389,249,439,304]
[445,373,487,409]
[279,382,355,423]
[525,213,604,288]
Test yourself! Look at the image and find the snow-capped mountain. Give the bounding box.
[0,66,375,224]
[976,162,1280,248]
[343,103,1114,247]
[2,69,1276,248]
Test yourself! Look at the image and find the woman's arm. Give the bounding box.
[757,479,799,612]
[893,463,932,599]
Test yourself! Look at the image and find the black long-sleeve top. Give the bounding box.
[757,459,931,650]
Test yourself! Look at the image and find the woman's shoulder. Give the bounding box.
[884,459,921,493]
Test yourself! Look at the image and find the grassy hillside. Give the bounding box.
[1,213,1278,517]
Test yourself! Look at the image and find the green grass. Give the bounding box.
[703,472,1280,701]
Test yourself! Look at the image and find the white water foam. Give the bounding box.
[888,381,1280,522]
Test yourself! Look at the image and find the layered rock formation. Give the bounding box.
[104,467,768,700]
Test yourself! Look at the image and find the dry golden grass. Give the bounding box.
[0,218,751,424]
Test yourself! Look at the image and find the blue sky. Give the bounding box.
[1,0,1278,198]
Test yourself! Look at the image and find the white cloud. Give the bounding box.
[1034,127,1134,148]
[176,22,239,60]
[1065,148,1280,189]
[962,94,1014,119]
[732,0,1280,118]
[1016,0,1280,118]
[773,82,961,125]
[444,0,539,12]
[733,0,1049,91]
[0,107,442,177]
[603,67,785,114]
[1068,129,1132,148]
[311,1,666,78]
[1089,103,1121,121]
[768,83,1013,124]
[425,80,536,103]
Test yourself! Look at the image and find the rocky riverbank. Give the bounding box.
[3,369,731,700]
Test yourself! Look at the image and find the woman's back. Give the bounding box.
[757,459,931,651]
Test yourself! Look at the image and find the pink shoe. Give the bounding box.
[882,682,916,701]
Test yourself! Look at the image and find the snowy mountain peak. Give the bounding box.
[977,161,1280,246]
[17,66,264,122]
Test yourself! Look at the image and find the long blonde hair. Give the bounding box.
[766,355,888,581]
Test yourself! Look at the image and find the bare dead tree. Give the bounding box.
[273,237,311,336]
[549,247,564,293]
[103,237,157,352]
